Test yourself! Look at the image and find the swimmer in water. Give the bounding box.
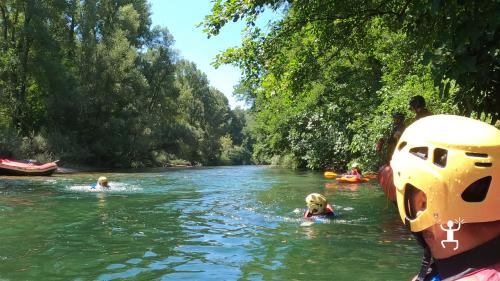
[92,176,110,190]
[304,193,334,218]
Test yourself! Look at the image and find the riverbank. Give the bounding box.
[55,163,194,174]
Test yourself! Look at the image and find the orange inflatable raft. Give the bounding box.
[336,176,369,183]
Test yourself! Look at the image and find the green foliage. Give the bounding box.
[203,0,498,171]
[219,134,253,165]
[0,0,248,168]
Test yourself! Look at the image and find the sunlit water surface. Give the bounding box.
[0,166,421,280]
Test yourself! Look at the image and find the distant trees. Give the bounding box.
[0,0,252,167]
[202,0,499,170]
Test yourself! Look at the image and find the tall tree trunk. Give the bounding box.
[67,0,76,58]
[13,2,31,132]
[68,14,75,56]
[11,6,17,43]
[0,5,8,49]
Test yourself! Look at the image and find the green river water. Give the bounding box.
[0,166,421,280]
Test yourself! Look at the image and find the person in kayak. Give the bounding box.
[391,115,500,281]
[304,193,334,218]
[343,163,362,179]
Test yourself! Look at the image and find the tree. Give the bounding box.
[175,60,233,165]
[201,0,493,170]
[0,0,249,167]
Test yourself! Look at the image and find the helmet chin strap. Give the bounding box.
[406,217,433,281]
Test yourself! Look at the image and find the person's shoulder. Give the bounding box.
[458,265,500,281]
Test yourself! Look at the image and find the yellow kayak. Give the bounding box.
[323,171,337,178]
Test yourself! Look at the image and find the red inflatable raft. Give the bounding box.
[0,159,58,176]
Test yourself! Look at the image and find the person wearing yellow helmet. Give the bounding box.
[92,176,110,190]
[304,193,334,218]
[391,115,500,281]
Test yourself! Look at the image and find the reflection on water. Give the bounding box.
[0,166,420,280]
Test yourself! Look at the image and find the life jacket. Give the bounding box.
[416,263,500,281]
[413,235,500,281]
[304,204,334,218]
[456,263,500,281]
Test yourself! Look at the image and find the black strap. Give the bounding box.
[406,217,435,281]
[413,232,434,281]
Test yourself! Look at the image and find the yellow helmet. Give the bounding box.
[305,193,328,215]
[391,115,500,232]
[98,176,108,186]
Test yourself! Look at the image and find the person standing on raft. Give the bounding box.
[391,115,500,281]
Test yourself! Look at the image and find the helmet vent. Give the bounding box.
[398,141,407,151]
[433,148,447,167]
[466,152,488,158]
[475,162,492,167]
[410,147,428,160]
[461,176,491,202]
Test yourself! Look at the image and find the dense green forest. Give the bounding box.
[203,0,500,171]
[1,1,498,171]
[0,0,253,167]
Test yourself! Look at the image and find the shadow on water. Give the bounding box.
[0,166,421,280]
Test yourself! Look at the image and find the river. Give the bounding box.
[0,166,420,280]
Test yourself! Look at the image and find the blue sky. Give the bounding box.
[149,0,252,108]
